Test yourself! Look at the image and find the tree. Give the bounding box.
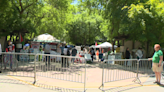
[66,11,105,45]
[0,0,73,43]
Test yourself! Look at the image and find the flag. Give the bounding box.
[20,33,23,42]
[95,42,97,46]
[20,33,24,46]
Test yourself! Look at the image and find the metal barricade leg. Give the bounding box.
[33,54,37,84]
[84,59,87,92]
[132,59,142,84]
[99,63,105,91]
[10,54,12,70]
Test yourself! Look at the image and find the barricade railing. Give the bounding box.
[0,52,87,92]
[138,59,164,78]
[0,52,36,78]
[34,54,87,92]
[99,58,164,91]
[99,59,138,91]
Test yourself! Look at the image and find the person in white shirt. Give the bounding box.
[44,43,51,66]
[136,47,143,67]
[45,43,51,54]
[136,47,143,59]
[64,46,68,55]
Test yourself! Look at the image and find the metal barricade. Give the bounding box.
[99,59,141,91]
[99,59,164,91]
[138,59,164,78]
[0,52,36,79]
[34,54,87,92]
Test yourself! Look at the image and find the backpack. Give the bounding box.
[67,49,70,56]
[91,50,95,55]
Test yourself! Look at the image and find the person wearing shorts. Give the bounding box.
[149,44,163,85]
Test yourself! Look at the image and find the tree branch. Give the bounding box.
[24,3,34,11]
[34,14,45,27]
[12,0,20,12]
[19,0,23,11]
[20,0,38,14]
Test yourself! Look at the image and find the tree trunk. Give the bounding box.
[4,36,8,51]
[30,32,33,38]
[12,35,15,42]
[146,41,149,58]
[117,40,120,46]
[112,40,116,54]
[33,33,35,38]
[16,35,19,41]
[122,40,125,58]
[9,35,12,40]
[132,40,135,58]
[122,39,124,46]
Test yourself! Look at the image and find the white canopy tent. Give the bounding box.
[33,33,60,43]
[94,42,117,48]
[89,45,95,48]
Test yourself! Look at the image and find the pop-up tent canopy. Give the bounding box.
[33,33,60,43]
[94,42,117,48]
[89,45,95,48]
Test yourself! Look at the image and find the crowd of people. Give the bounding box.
[125,47,144,59]
[3,40,164,85]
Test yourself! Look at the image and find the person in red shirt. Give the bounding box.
[101,49,104,54]
[96,50,99,61]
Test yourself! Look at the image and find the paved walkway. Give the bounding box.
[1,61,164,92]
[1,74,164,92]
[0,75,57,92]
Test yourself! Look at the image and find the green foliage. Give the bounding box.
[79,0,164,48]
[66,12,105,45]
[127,0,164,46]
[1,0,164,49]
[0,0,72,42]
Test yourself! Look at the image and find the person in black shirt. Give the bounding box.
[71,47,77,64]
[125,48,130,66]
[125,48,130,59]
[91,48,95,62]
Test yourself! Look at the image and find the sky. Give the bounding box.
[71,0,78,5]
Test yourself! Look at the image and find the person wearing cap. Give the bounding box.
[149,44,163,85]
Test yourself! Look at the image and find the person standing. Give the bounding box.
[136,47,143,59]
[5,40,15,70]
[44,43,51,66]
[136,47,143,67]
[96,50,99,61]
[71,46,77,64]
[108,48,111,55]
[64,46,68,56]
[39,45,43,61]
[125,48,130,59]
[125,48,131,66]
[101,49,104,54]
[57,44,61,54]
[81,49,86,57]
[91,48,95,62]
[149,44,163,85]
[62,46,70,67]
